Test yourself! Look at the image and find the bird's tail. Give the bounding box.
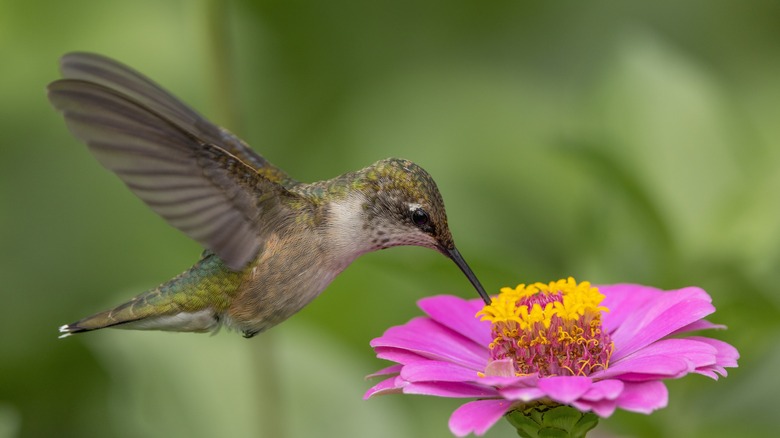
[58,253,242,338]
[57,292,215,338]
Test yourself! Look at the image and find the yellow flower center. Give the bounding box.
[476,277,614,377]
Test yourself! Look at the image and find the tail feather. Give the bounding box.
[58,252,242,338]
[58,306,218,338]
[57,301,157,338]
[59,318,137,338]
[58,324,87,338]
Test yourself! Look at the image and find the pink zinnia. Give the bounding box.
[365,278,738,436]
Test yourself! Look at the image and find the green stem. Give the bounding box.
[203,2,285,438]
[251,334,286,438]
[205,0,241,132]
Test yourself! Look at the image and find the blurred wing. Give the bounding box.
[57,52,296,187]
[48,78,300,270]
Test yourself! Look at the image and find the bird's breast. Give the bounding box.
[225,229,345,334]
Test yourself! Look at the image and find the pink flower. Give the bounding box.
[365,279,738,437]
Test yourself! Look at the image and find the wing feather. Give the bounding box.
[57,52,296,187]
[48,75,301,270]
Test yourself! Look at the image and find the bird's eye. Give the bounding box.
[411,208,430,228]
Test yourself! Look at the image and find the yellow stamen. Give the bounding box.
[476,277,614,378]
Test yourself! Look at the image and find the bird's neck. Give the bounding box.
[322,192,379,269]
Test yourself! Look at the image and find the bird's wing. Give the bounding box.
[48,55,304,271]
[56,52,296,187]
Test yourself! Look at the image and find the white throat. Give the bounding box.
[325,193,375,267]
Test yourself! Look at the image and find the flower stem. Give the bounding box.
[203,2,285,437]
[205,0,241,131]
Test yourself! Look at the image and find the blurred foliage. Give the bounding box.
[1,0,778,437]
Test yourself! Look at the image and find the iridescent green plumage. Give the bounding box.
[66,252,241,333]
[50,53,489,338]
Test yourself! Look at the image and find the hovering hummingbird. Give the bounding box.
[49,52,489,339]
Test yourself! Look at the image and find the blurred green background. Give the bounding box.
[0,0,776,437]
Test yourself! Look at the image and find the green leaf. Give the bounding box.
[538,427,571,438]
[506,410,541,438]
[542,405,582,432]
[506,405,600,438]
[573,413,599,437]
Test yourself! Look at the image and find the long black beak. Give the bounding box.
[445,247,491,304]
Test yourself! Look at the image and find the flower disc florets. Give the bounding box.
[476,277,614,377]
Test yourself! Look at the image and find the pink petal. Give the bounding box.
[572,398,618,417]
[484,358,515,377]
[449,399,515,437]
[364,376,405,399]
[400,360,480,383]
[595,338,718,380]
[499,386,545,402]
[687,336,740,378]
[570,380,625,415]
[374,346,428,365]
[580,379,624,401]
[599,284,662,332]
[403,381,500,398]
[418,295,493,346]
[694,368,721,380]
[595,355,689,381]
[371,317,488,370]
[610,287,715,361]
[365,364,403,379]
[670,319,726,335]
[537,376,592,404]
[615,380,668,414]
[689,336,739,367]
[480,373,540,391]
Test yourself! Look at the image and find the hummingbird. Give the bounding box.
[48,52,490,339]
